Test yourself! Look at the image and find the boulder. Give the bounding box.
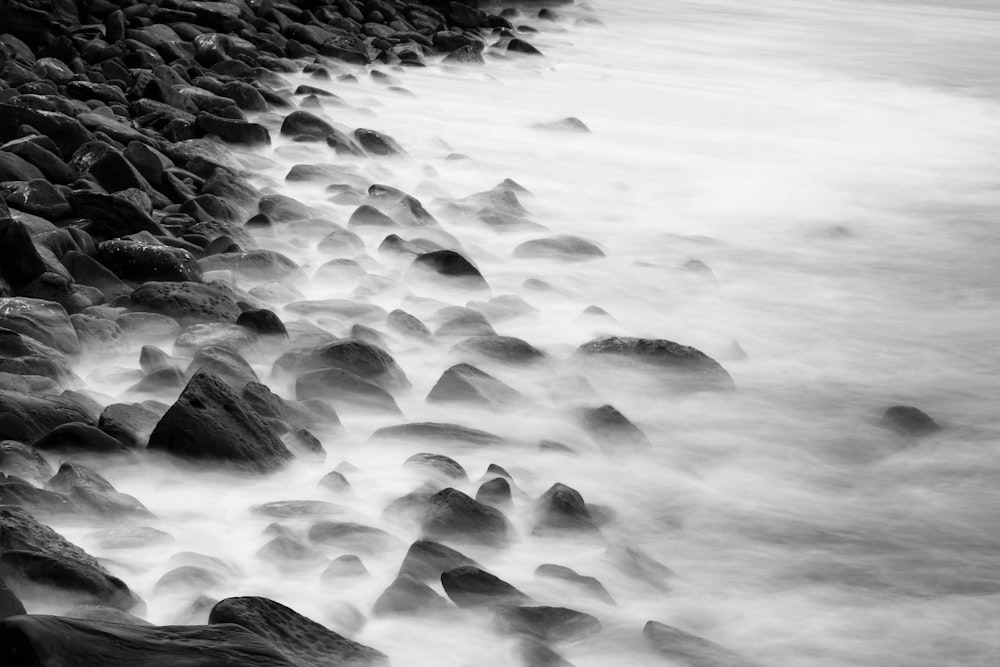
[514,234,604,261]
[354,128,406,156]
[398,539,481,582]
[408,249,489,293]
[308,521,399,554]
[534,564,615,605]
[495,606,602,642]
[452,335,545,365]
[97,403,160,449]
[0,326,74,385]
[371,422,503,447]
[32,422,127,454]
[280,110,334,140]
[146,370,292,473]
[533,483,600,535]
[186,345,259,390]
[46,462,151,518]
[404,453,468,482]
[96,240,203,283]
[440,566,528,608]
[373,574,450,616]
[321,555,368,582]
[0,297,79,355]
[241,382,316,432]
[0,391,92,442]
[126,281,242,324]
[296,339,409,391]
[576,337,734,390]
[0,441,52,483]
[421,488,512,546]
[881,406,940,437]
[0,219,47,292]
[296,368,401,415]
[426,363,519,405]
[579,404,650,450]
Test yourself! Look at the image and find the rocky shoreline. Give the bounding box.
[0,1,944,665]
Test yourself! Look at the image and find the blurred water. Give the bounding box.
[46,1,1000,665]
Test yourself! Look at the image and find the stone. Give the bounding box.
[0,326,74,385]
[576,337,734,390]
[186,345,259,390]
[0,150,45,181]
[495,606,602,642]
[421,487,512,546]
[354,128,406,156]
[46,462,151,518]
[451,335,545,365]
[70,314,126,354]
[296,368,401,415]
[475,477,511,508]
[0,441,52,483]
[196,112,270,145]
[426,363,519,405]
[320,555,368,582]
[280,109,334,139]
[242,382,316,432]
[0,577,25,620]
[296,339,410,391]
[6,179,70,220]
[0,219,47,292]
[881,406,940,437]
[209,596,388,667]
[0,297,78,355]
[534,564,615,605]
[507,38,543,56]
[308,521,399,554]
[200,250,299,281]
[146,370,292,473]
[0,391,92,442]
[404,453,468,482]
[408,249,489,292]
[398,539,480,582]
[126,281,242,324]
[373,574,450,616]
[533,117,591,133]
[644,620,750,667]
[386,309,430,340]
[371,422,503,447]
[579,404,650,450]
[514,234,604,261]
[97,403,160,449]
[237,309,287,337]
[441,566,528,608]
[32,422,127,454]
[96,240,203,283]
[533,483,600,535]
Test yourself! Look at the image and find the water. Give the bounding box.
[36,1,1000,665]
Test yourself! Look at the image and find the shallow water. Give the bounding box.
[44,1,1000,665]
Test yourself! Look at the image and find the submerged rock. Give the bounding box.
[495,606,602,642]
[371,422,503,447]
[421,488,512,546]
[373,574,450,617]
[880,406,940,437]
[441,566,528,608]
[577,336,734,390]
[643,620,751,667]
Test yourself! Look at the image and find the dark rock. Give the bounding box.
[63,604,152,626]
[0,441,52,483]
[139,345,174,374]
[242,382,316,431]
[308,521,399,554]
[280,109,334,139]
[0,220,47,292]
[0,297,78,355]
[237,309,287,337]
[318,470,352,494]
[0,150,45,181]
[576,337,734,390]
[0,615,295,666]
[283,429,324,459]
[196,112,270,145]
[200,250,299,281]
[644,620,750,667]
[368,184,437,226]
[70,314,126,354]
[6,179,70,220]
[70,191,164,239]
[409,249,489,292]
[354,128,406,156]
[186,345,259,390]
[427,362,519,405]
[0,326,74,386]
[371,422,503,447]
[297,339,409,391]
[533,483,600,535]
[475,477,512,507]
[507,38,543,56]
[97,239,203,283]
[258,194,312,223]
[535,564,615,605]
[46,462,151,517]
[0,506,139,610]
[0,391,92,442]
[421,487,512,546]
[386,308,430,340]
[441,565,528,608]
[296,368,401,415]
[209,596,388,667]
[452,335,545,365]
[881,406,940,437]
[373,574,450,616]
[579,404,650,450]
[349,204,396,228]
[0,104,94,158]
[146,370,292,473]
[97,403,159,449]
[0,577,25,620]
[1,138,74,184]
[443,45,485,65]
[32,421,126,454]
[129,366,186,394]
[398,539,480,582]
[514,235,604,261]
[126,280,242,325]
[62,251,129,299]
[404,453,468,482]
[495,605,602,642]
[320,555,368,582]
[518,638,575,667]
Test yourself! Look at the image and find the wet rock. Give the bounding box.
[97,403,160,449]
[308,521,399,554]
[373,574,450,616]
[371,422,503,447]
[452,335,545,365]
[297,339,410,391]
[0,391,92,442]
[296,368,401,414]
[96,240,203,283]
[577,337,734,390]
[441,565,528,608]
[387,309,431,340]
[63,604,152,626]
[0,151,45,182]
[126,281,242,325]
[398,539,481,582]
[46,462,150,518]
[881,406,940,437]
[284,299,388,322]
[242,382,316,432]
[409,249,490,293]
[0,220,47,292]
[147,370,292,473]
[579,404,650,451]
[186,345,259,390]
[368,184,438,227]
[252,501,345,520]
[209,596,388,667]
[535,564,615,605]
[117,312,182,341]
[355,128,407,156]
[514,235,604,261]
[69,314,125,354]
[349,204,397,229]
[0,441,52,483]
[533,117,591,133]
[0,474,74,514]
[88,527,173,551]
[427,362,520,405]
[476,477,512,508]
[61,251,129,300]
[0,506,140,610]
[443,45,485,65]
[495,606,602,642]
[421,487,512,546]
[0,615,295,666]
[283,429,325,459]
[257,532,318,564]
[196,112,270,145]
[258,195,312,223]
[0,326,74,385]
[644,620,750,667]
[0,297,79,355]
[139,346,175,374]
[280,109,335,140]
[6,179,70,220]
[199,250,299,281]
[533,483,600,535]
[237,309,287,337]
[69,191,164,239]
[129,366,186,394]
[318,470,352,494]
[174,323,257,357]
[321,555,368,583]
[404,453,468,482]
[507,38,543,56]
[32,422,127,454]
[318,228,365,255]
[434,309,496,338]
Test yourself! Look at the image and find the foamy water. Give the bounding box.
[42,1,1000,665]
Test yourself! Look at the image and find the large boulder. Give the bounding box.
[0,615,296,666]
[576,337,734,390]
[0,506,140,610]
[209,596,388,667]
[0,327,74,385]
[146,370,292,473]
[408,249,490,294]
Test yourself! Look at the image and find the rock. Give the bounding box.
[258,195,312,223]
[174,323,257,357]
[296,368,401,415]
[518,638,575,667]
[0,391,93,442]
[354,128,406,156]
[507,38,543,56]
[533,483,600,535]
[32,422,127,454]
[368,184,437,227]
[0,105,94,158]
[0,474,75,514]
[0,326,74,386]
[126,281,242,325]
[579,404,650,450]
[386,309,430,340]
[371,422,503,447]
[209,596,388,667]
[69,191,164,239]
[0,151,45,181]
[408,249,489,293]
[97,403,159,449]
[881,406,940,437]
[644,620,750,667]
[441,566,528,608]
[196,112,270,145]
[0,506,140,610]
[129,367,185,394]
[495,606,602,642]
[257,532,318,564]
[0,577,25,620]
[252,501,345,520]
[421,487,512,546]
[443,45,485,65]
[434,310,495,338]
[139,346,175,374]
[46,462,151,518]
[280,110,334,140]
[0,220,47,292]
[6,179,70,220]
[514,235,604,261]
[426,362,520,405]
[318,228,365,255]
[606,544,674,591]
[398,539,481,582]
[576,337,734,390]
[318,470,352,494]
[283,429,324,459]
[237,309,287,337]
[534,564,615,605]
[452,335,545,365]
[308,521,399,554]
[320,555,368,582]
[296,339,410,391]
[0,615,296,666]
[242,382,315,432]
[61,251,129,300]
[533,117,591,133]
[475,478,512,508]
[96,240,203,283]
[199,250,299,281]
[0,441,52,483]
[63,604,152,626]
[0,297,78,355]
[146,370,292,473]
[186,345,259,390]
[70,314,126,354]
[404,453,468,482]
[373,574,450,616]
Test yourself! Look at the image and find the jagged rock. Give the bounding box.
[576,337,734,390]
[373,574,450,616]
[441,566,528,608]
[495,606,602,642]
[209,596,387,667]
[421,488,512,546]
[146,370,292,473]
[96,403,160,449]
[426,363,520,405]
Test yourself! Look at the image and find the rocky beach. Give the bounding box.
[1,0,999,665]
